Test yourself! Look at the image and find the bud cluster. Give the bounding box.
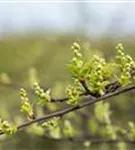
[42,117,59,128]
[33,82,51,105]
[19,88,34,120]
[116,43,135,85]
[0,118,17,135]
[68,42,83,78]
[66,85,80,106]
[88,55,108,95]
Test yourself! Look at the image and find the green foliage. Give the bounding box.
[26,124,44,136]
[63,120,74,138]
[88,119,98,135]
[117,142,127,150]
[0,73,11,84]
[94,101,111,122]
[33,82,51,105]
[94,101,119,140]
[68,42,83,79]
[66,85,80,106]
[42,117,61,139]
[2,39,135,150]
[19,88,35,120]
[67,42,135,100]
[0,119,17,135]
[128,122,135,140]
[86,55,110,95]
[116,43,135,85]
[42,117,59,128]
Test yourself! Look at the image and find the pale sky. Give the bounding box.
[0,2,135,35]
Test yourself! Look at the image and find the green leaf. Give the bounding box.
[79,60,92,79]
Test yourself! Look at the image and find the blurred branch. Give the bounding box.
[41,135,135,145]
[0,82,22,91]
[0,81,48,95]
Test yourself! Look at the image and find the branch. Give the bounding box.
[79,79,99,98]
[50,80,121,103]
[0,80,121,103]
[0,84,134,136]
[105,81,121,94]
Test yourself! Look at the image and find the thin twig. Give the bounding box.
[79,79,99,98]
[50,92,88,103]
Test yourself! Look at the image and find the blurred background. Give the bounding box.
[1,2,135,149]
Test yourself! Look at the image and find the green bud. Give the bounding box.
[33,82,39,88]
[126,55,133,62]
[116,43,124,51]
[72,42,80,50]
[93,55,99,61]
[19,88,27,97]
